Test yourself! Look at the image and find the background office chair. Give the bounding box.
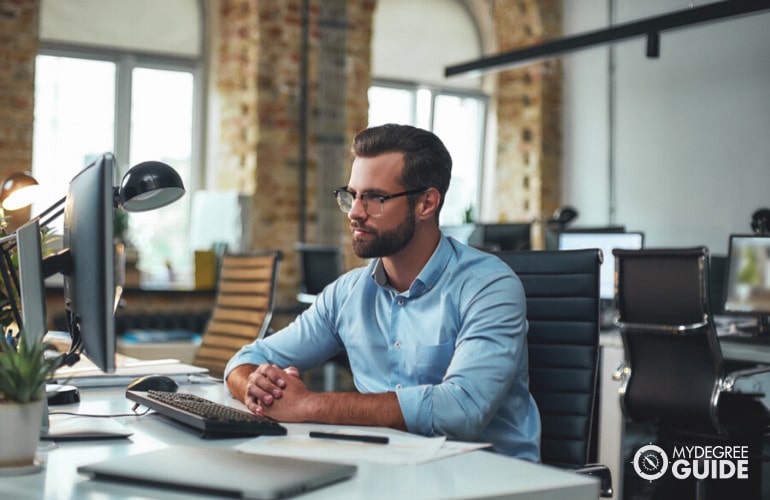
[613,247,769,499]
[494,248,612,497]
[294,242,349,390]
[193,250,282,378]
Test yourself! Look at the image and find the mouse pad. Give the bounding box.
[78,445,357,499]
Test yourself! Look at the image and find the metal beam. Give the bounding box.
[445,0,770,77]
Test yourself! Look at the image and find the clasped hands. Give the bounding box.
[244,363,310,421]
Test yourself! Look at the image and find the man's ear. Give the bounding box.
[417,187,441,221]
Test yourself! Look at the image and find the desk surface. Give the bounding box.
[0,383,597,500]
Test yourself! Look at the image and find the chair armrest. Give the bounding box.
[574,463,613,498]
[722,365,770,393]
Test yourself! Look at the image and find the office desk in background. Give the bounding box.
[0,384,599,499]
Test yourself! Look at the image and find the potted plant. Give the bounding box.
[0,329,62,469]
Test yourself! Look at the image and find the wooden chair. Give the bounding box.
[193,251,282,378]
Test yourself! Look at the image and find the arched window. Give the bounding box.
[33,0,203,284]
[369,0,486,226]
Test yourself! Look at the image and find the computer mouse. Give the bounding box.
[126,374,180,393]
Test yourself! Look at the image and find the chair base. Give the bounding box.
[646,425,764,500]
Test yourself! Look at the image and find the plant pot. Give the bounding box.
[0,399,44,468]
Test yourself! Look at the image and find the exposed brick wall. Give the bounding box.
[0,0,39,179]
[491,0,562,238]
[215,0,374,305]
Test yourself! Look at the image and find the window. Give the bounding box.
[33,0,202,285]
[368,82,486,225]
[370,0,486,226]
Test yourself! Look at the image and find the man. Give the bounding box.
[225,124,540,460]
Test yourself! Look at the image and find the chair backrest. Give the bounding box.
[493,249,602,469]
[613,247,726,433]
[295,243,343,303]
[193,250,282,377]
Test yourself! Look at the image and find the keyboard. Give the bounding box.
[126,390,287,438]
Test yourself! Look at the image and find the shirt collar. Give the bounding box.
[370,235,453,297]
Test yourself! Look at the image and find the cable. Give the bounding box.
[49,407,152,418]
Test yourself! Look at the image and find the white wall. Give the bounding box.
[562,0,770,255]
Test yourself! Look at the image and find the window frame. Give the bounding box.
[36,42,204,185]
[369,78,488,225]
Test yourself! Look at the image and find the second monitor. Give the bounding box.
[467,223,532,251]
[558,231,645,301]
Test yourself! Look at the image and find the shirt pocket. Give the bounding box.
[416,341,454,384]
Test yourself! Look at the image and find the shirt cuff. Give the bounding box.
[395,384,434,435]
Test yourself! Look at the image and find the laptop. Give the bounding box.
[78,445,357,499]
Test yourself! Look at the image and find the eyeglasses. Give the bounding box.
[333,186,428,218]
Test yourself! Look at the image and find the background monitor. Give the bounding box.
[724,234,770,319]
[468,223,532,251]
[544,225,626,251]
[558,231,644,300]
[17,219,47,344]
[54,154,117,372]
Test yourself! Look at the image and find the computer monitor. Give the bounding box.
[544,225,626,251]
[295,243,343,303]
[558,231,644,300]
[40,154,117,372]
[17,219,48,344]
[723,234,770,334]
[468,223,532,251]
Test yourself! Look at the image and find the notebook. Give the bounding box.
[77,445,357,499]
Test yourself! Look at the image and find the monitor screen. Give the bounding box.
[558,231,644,300]
[57,153,117,372]
[17,219,47,344]
[468,223,531,251]
[724,235,770,315]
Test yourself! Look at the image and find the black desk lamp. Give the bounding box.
[750,208,770,235]
[116,160,186,212]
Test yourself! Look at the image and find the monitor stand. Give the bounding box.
[47,383,79,405]
[757,315,769,336]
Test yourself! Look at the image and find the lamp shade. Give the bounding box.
[751,208,770,235]
[118,161,185,212]
[0,172,40,210]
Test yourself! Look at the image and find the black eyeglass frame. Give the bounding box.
[333,186,428,217]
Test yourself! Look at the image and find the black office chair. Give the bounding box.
[294,242,349,390]
[493,248,612,498]
[613,247,769,499]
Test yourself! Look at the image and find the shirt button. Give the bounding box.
[397,298,405,306]
[395,384,403,390]
[394,341,401,349]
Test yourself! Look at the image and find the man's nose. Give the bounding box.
[347,196,367,220]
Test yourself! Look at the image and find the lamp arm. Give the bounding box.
[36,195,66,227]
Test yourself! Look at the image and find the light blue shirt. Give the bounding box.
[225,235,541,460]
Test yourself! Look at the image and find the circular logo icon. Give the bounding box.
[633,444,668,481]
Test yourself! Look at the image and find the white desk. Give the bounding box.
[0,383,598,499]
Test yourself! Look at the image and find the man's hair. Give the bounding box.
[351,124,452,216]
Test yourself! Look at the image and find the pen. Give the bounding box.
[309,431,389,445]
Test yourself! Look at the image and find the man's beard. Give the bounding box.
[352,210,416,259]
